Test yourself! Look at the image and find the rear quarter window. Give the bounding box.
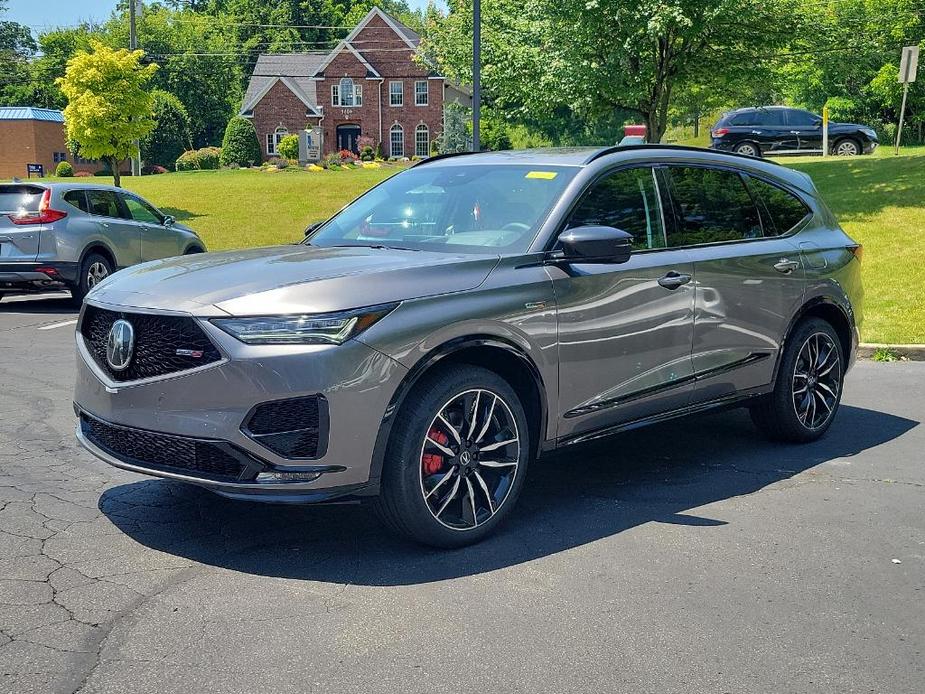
[63,190,89,213]
[746,176,811,235]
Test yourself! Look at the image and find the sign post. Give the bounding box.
[822,105,829,157]
[895,45,919,155]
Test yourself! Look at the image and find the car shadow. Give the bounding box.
[98,404,917,586]
[0,293,77,314]
[158,206,201,223]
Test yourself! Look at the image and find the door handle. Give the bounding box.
[99,221,110,229]
[773,258,800,273]
[657,271,692,290]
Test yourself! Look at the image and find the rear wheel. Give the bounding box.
[734,142,761,157]
[750,318,844,442]
[70,252,113,305]
[373,365,531,547]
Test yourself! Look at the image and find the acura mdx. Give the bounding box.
[74,146,862,547]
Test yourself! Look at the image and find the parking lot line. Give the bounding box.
[38,318,78,330]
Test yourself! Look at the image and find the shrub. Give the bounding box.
[360,145,375,161]
[278,134,300,160]
[175,150,198,171]
[375,141,385,160]
[338,148,359,162]
[74,170,92,177]
[219,116,261,167]
[142,164,169,175]
[307,163,323,172]
[197,146,221,169]
[357,135,375,151]
[176,147,221,171]
[267,157,289,169]
[141,90,191,168]
[322,152,343,169]
[55,161,74,177]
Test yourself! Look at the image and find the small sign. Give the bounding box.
[899,45,919,84]
[26,163,43,178]
[306,146,320,161]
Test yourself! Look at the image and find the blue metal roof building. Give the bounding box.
[0,107,66,122]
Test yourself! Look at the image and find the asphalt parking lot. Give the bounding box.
[1,292,923,694]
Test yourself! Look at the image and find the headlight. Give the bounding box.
[861,128,877,138]
[211,303,397,345]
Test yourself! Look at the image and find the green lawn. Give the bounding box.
[119,166,402,250]
[17,149,925,344]
[784,148,925,344]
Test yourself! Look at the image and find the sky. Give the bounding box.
[6,0,439,30]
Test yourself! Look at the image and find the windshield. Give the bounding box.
[306,164,577,254]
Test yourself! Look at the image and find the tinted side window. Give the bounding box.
[746,176,810,235]
[787,110,819,127]
[567,167,665,250]
[759,109,785,126]
[63,190,89,213]
[120,194,162,224]
[85,190,122,219]
[663,167,763,246]
[730,112,759,126]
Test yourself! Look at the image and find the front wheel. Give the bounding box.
[750,318,844,442]
[834,139,861,156]
[373,365,531,547]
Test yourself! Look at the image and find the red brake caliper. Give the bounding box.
[422,427,448,475]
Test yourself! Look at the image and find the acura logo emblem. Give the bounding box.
[106,319,135,371]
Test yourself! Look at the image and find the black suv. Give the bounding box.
[711,106,878,158]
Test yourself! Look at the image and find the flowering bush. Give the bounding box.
[338,148,359,162]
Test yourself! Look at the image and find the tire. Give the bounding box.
[372,364,531,548]
[70,252,113,305]
[750,317,845,443]
[833,138,861,156]
[184,246,204,255]
[734,142,761,158]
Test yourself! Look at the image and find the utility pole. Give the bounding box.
[472,0,480,152]
[130,0,142,177]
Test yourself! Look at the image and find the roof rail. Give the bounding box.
[583,143,780,166]
[410,150,481,167]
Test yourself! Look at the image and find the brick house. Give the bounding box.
[239,8,470,161]
[0,107,104,180]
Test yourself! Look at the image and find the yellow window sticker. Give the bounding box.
[525,171,558,180]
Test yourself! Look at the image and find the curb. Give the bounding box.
[858,343,925,361]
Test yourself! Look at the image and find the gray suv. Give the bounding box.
[73,146,862,547]
[0,182,205,303]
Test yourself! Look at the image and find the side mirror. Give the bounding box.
[163,215,175,227]
[304,220,325,236]
[555,225,634,264]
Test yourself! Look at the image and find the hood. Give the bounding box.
[88,245,500,315]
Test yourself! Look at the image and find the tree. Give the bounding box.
[0,0,37,103]
[104,6,242,147]
[426,0,797,143]
[219,115,262,167]
[57,40,158,187]
[142,89,192,167]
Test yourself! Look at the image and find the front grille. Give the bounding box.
[80,305,221,382]
[81,413,258,482]
[243,395,327,459]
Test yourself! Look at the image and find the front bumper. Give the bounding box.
[74,303,408,502]
[0,261,77,291]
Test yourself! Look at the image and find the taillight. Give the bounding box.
[7,189,67,225]
[849,244,863,263]
[712,127,729,137]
